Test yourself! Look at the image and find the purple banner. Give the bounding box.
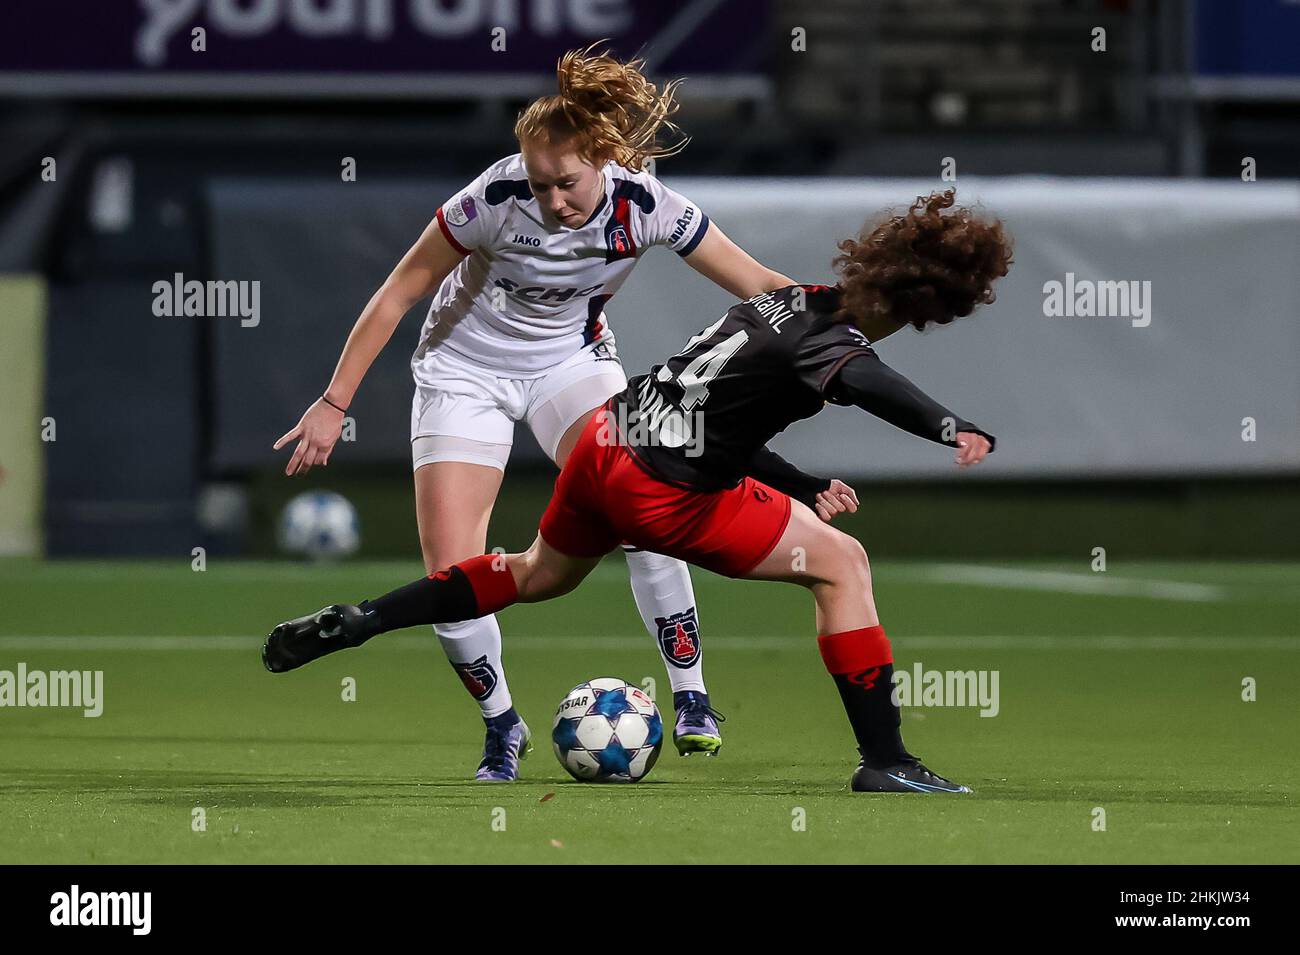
[3,0,770,86]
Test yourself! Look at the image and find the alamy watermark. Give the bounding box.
[0,663,103,717]
[1042,272,1151,328]
[152,272,260,327]
[595,382,705,457]
[890,662,1000,717]
[50,885,150,935]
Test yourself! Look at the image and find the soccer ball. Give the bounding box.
[277,491,360,560]
[552,678,664,783]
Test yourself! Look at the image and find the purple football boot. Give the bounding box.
[672,690,725,756]
[475,709,533,782]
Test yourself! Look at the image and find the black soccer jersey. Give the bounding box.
[610,284,993,495]
[611,285,871,491]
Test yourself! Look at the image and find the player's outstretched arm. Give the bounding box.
[273,217,464,476]
[829,354,996,468]
[680,224,795,300]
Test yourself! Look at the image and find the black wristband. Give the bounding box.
[321,395,348,415]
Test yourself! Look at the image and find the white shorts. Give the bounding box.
[410,339,628,471]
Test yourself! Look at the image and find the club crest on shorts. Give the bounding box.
[451,654,498,700]
[655,609,701,669]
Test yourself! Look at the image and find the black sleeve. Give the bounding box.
[828,354,996,450]
[790,315,878,396]
[747,446,831,509]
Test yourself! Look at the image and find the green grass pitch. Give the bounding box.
[1,557,1296,864]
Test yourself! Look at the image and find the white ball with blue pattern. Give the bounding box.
[552,678,664,783]
[277,491,360,560]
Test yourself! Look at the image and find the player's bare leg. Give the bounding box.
[551,408,594,466]
[414,461,507,707]
[506,534,604,603]
[745,502,971,794]
[746,501,880,630]
[416,462,538,784]
[412,460,539,781]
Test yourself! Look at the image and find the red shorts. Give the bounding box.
[539,405,792,578]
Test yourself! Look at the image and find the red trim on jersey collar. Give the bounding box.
[436,207,471,257]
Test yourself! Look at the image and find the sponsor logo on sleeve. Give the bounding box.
[667,205,697,247]
[445,195,477,227]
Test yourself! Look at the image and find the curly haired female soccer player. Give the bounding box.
[266,190,1014,793]
[272,46,803,779]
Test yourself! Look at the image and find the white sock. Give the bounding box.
[434,616,514,719]
[623,547,707,695]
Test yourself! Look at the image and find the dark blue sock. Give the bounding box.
[672,690,710,712]
[485,707,520,729]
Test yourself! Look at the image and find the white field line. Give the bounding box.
[0,634,1294,652]
[911,564,1227,602]
[515,562,1245,604]
[2,562,1284,602]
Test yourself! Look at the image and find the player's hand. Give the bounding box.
[274,398,346,476]
[814,479,858,523]
[955,431,991,469]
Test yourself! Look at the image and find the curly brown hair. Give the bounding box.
[832,190,1013,333]
[514,43,689,173]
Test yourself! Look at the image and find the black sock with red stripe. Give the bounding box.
[362,555,519,634]
[817,626,913,769]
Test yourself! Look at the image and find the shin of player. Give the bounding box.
[433,617,518,723]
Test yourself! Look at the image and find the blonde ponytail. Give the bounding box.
[515,42,689,172]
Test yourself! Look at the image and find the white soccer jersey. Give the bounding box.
[414,153,711,378]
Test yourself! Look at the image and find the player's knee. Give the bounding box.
[511,541,572,603]
[830,531,872,590]
[420,545,444,577]
[420,537,476,576]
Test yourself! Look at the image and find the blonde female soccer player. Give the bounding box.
[273,46,797,779]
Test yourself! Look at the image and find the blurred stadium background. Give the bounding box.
[0,0,1297,562]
